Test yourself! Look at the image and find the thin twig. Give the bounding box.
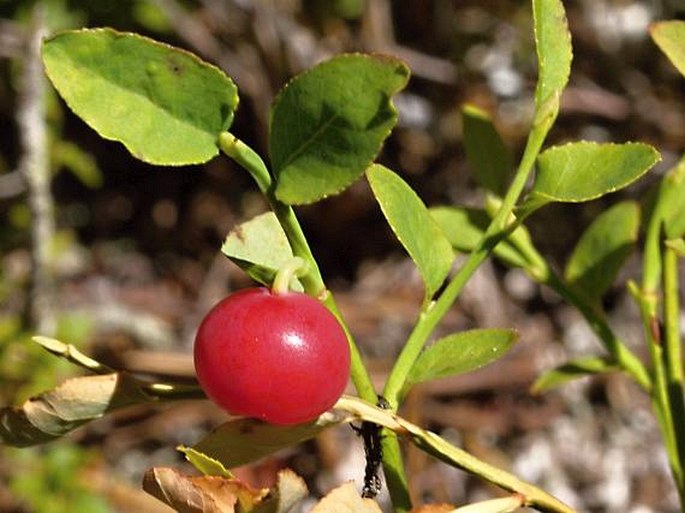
[17,5,55,335]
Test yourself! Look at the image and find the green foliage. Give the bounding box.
[7,442,110,513]
[406,329,517,388]
[221,212,303,291]
[42,28,238,165]
[532,0,572,108]
[270,54,409,204]
[656,156,685,240]
[429,206,530,269]
[179,447,233,478]
[10,0,684,510]
[366,164,454,301]
[530,142,660,204]
[192,414,341,469]
[531,356,619,393]
[461,105,513,197]
[650,21,685,77]
[564,201,640,307]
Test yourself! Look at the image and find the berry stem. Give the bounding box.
[272,256,308,295]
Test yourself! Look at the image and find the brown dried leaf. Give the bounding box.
[410,505,456,513]
[309,482,382,513]
[252,469,308,513]
[1,372,152,447]
[143,467,269,513]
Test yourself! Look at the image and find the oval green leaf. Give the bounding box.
[564,201,640,306]
[42,28,238,165]
[462,104,513,196]
[178,447,233,478]
[192,413,343,469]
[651,20,685,77]
[531,141,660,203]
[429,206,531,269]
[532,356,618,393]
[221,212,302,291]
[407,328,517,386]
[367,164,454,300]
[270,54,409,205]
[533,0,572,107]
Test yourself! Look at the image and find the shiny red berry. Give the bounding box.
[193,287,351,425]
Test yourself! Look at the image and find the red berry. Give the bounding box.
[193,287,351,425]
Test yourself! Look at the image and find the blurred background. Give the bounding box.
[1,1,685,512]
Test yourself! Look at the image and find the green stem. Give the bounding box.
[663,244,685,500]
[144,382,207,400]
[509,238,651,391]
[382,108,554,410]
[376,107,554,513]
[272,256,308,295]
[216,133,378,407]
[664,245,684,385]
[631,221,685,505]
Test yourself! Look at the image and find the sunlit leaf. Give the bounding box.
[666,238,685,258]
[533,0,572,108]
[179,447,233,478]
[564,201,640,306]
[367,164,454,300]
[429,206,530,269]
[461,104,513,196]
[407,329,517,387]
[651,21,685,77]
[270,54,409,204]
[42,28,238,165]
[192,412,344,469]
[657,156,685,239]
[530,142,659,204]
[221,212,302,290]
[1,373,152,447]
[531,356,618,393]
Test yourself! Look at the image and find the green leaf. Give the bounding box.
[530,142,660,204]
[666,238,685,258]
[564,201,640,306]
[42,28,238,165]
[658,156,685,239]
[179,447,233,478]
[221,212,302,291]
[532,356,619,393]
[429,206,530,269]
[270,54,409,204]
[192,413,343,469]
[407,329,517,386]
[366,164,454,299]
[651,20,685,77]
[461,104,513,196]
[533,0,572,108]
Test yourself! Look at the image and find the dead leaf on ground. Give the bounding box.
[309,482,382,513]
[142,467,268,513]
[409,504,456,513]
